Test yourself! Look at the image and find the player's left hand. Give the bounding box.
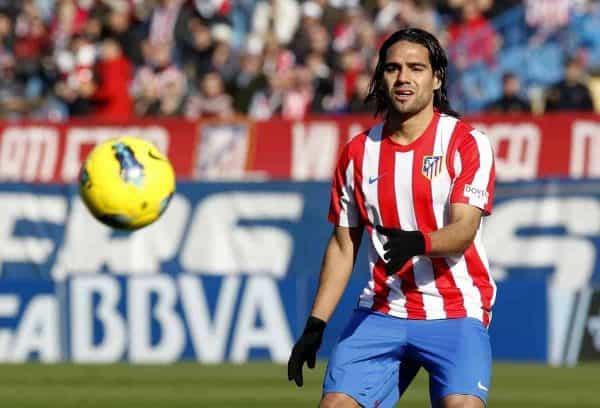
[287,316,326,387]
[376,225,428,276]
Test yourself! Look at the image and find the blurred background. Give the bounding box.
[0,0,600,407]
[0,0,599,120]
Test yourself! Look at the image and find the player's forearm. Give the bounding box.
[427,219,478,257]
[310,229,360,323]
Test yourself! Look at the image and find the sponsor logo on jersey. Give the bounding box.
[464,184,489,205]
[368,173,387,184]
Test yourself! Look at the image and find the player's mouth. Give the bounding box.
[393,89,414,101]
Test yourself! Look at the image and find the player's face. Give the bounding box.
[382,41,441,117]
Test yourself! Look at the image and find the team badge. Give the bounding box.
[422,155,444,180]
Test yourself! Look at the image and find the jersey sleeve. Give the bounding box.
[450,129,495,215]
[328,143,361,227]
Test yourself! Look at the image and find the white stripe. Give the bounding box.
[362,123,384,226]
[394,151,416,230]
[454,151,462,178]
[431,115,458,229]
[358,242,379,309]
[468,130,494,208]
[358,123,384,309]
[338,160,358,227]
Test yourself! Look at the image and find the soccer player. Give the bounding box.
[287,28,496,408]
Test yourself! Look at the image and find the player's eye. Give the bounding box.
[384,64,399,73]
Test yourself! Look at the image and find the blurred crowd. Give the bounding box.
[0,0,599,121]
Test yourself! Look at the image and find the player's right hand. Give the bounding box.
[287,316,326,387]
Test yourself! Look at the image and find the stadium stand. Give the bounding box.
[0,0,599,120]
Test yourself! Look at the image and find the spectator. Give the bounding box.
[0,54,34,118]
[291,2,328,62]
[248,67,289,119]
[14,1,50,71]
[227,37,267,114]
[50,0,90,51]
[148,0,184,47]
[0,11,14,55]
[0,0,600,119]
[53,35,97,116]
[486,72,531,113]
[336,48,364,110]
[525,0,570,46]
[262,32,295,76]
[14,2,49,81]
[545,56,595,112]
[130,41,187,116]
[281,66,314,119]
[313,0,345,33]
[185,71,233,118]
[347,71,374,114]
[210,24,239,82]
[252,0,300,46]
[355,19,378,63]
[177,15,215,79]
[305,51,334,113]
[104,0,146,66]
[229,0,254,50]
[192,0,232,23]
[306,23,334,64]
[409,0,442,36]
[372,0,401,34]
[82,8,103,43]
[446,0,498,69]
[332,5,364,53]
[91,37,133,120]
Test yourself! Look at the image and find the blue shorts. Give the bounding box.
[323,308,491,408]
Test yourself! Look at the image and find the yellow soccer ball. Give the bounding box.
[79,136,175,230]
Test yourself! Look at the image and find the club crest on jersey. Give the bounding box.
[422,155,444,180]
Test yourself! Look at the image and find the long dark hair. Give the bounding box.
[365,28,459,118]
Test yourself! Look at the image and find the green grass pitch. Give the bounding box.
[0,362,598,407]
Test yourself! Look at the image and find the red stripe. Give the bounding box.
[460,131,480,182]
[400,268,426,319]
[411,115,466,318]
[464,245,494,327]
[372,258,391,313]
[452,131,481,205]
[431,259,467,318]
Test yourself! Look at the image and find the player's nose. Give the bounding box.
[394,68,411,83]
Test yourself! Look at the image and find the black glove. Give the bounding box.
[376,225,428,276]
[287,316,326,387]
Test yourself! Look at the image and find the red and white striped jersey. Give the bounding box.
[328,112,496,326]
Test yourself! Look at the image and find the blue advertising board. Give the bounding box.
[0,180,599,363]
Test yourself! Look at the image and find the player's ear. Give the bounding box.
[433,71,442,91]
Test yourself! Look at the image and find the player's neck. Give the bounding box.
[386,108,435,146]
